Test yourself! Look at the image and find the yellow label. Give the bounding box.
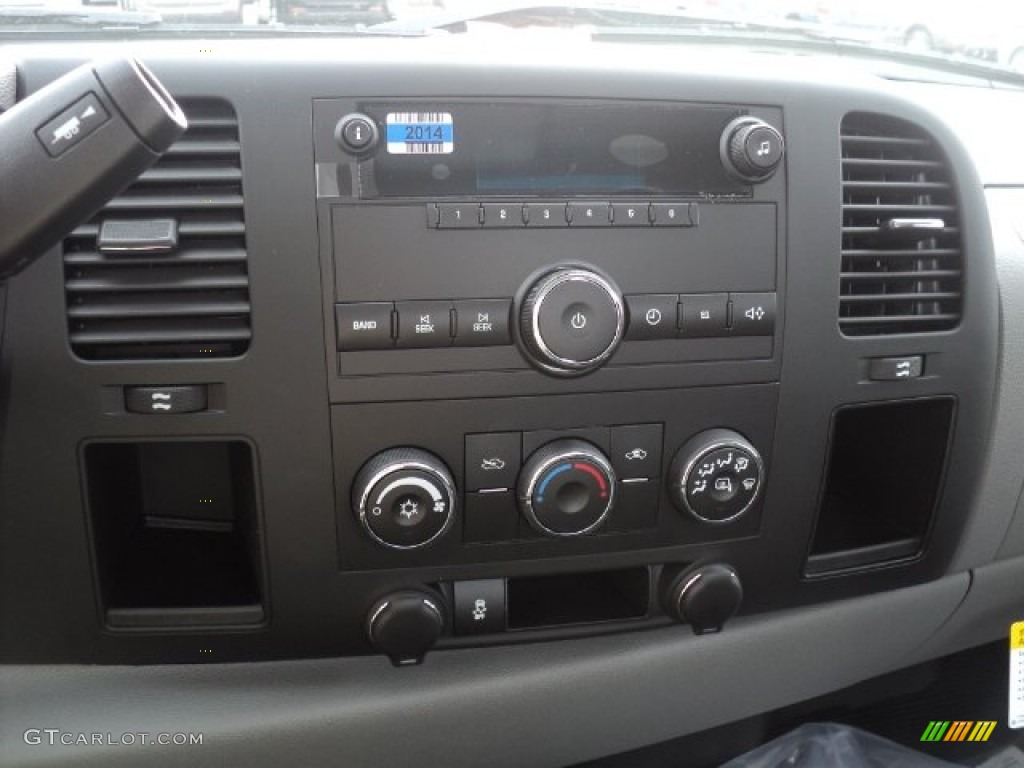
[1013,621,1024,651]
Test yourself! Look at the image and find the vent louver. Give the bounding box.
[840,112,962,336]
[64,99,251,360]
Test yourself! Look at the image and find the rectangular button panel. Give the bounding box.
[336,298,513,350]
[437,203,481,228]
[869,355,924,381]
[465,432,522,491]
[622,292,777,340]
[524,202,566,227]
[396,300,453,348]
[680,293,729,338]
[453,579,507,635]
[338,292,776,351]
[568,202,611,226]
[429,201,696,228]
[610,423,663,480]
[650,202,694,227]
[481,203,522,228]
[730,292,777,336]
[625,294,679,341]
[336,302,394,350]
[453,299,512,346]
[124,385,208,415]
[611,203,650,227]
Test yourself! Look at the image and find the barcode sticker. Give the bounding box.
[1011,621,1024,728]
[386,112,454,155]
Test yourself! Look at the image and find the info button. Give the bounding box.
[625,294,679,341]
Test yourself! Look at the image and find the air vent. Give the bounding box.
[63,99,250,360]
[840,112,962,336]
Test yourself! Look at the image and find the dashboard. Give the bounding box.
[2,36,1024,767]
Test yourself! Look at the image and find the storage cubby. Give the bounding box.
[507,567,650,629]
[805,398,954,575]
[83,440,264,627]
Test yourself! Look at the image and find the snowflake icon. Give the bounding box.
[398,499,419,520]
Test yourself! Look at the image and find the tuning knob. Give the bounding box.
[367,589,445,666]
[518,439,616,537]
[668,429,764,524]
[352,448,456,549]
[662,564,743,634]
[721,117,785,182]
[519,267,625,376]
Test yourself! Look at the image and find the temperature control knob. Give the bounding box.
[721,117,785,182]
[668,429,764,523]
[519,267,625,376]
[352,448,456,549]
[518,439,616,537]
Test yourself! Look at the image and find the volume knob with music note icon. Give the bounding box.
[721,117,785,183]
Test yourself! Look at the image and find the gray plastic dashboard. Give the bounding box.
[1,38,1024,767]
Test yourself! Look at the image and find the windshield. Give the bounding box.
[0,0,1021,79]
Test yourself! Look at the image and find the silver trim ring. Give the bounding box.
[520,449,617,537]
[674,567,742,619]
[358,460,457,550]
[366,596,444,642]
[677,440,765,525]
[528,269,625,371]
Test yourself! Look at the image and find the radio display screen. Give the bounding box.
[361,101,749,198]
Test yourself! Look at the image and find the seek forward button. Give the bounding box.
[454,299,512,347]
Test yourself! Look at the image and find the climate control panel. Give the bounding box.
[346,421,768,560]
[332,385,777,570]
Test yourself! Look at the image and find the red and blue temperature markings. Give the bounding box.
[536,462,609,503]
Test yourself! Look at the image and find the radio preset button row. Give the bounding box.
[336,299,511,351]
[625,292,776,340]
[429,201,698,229]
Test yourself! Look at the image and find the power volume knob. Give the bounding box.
[519,267,625,376]
[721,117,785,182]
[352,448,456,550]
[518,439,616,537]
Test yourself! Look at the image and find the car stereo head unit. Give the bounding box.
[312,97,786,396]
[340,101,770,199]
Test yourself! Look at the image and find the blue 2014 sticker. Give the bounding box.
[385,112,454,155]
